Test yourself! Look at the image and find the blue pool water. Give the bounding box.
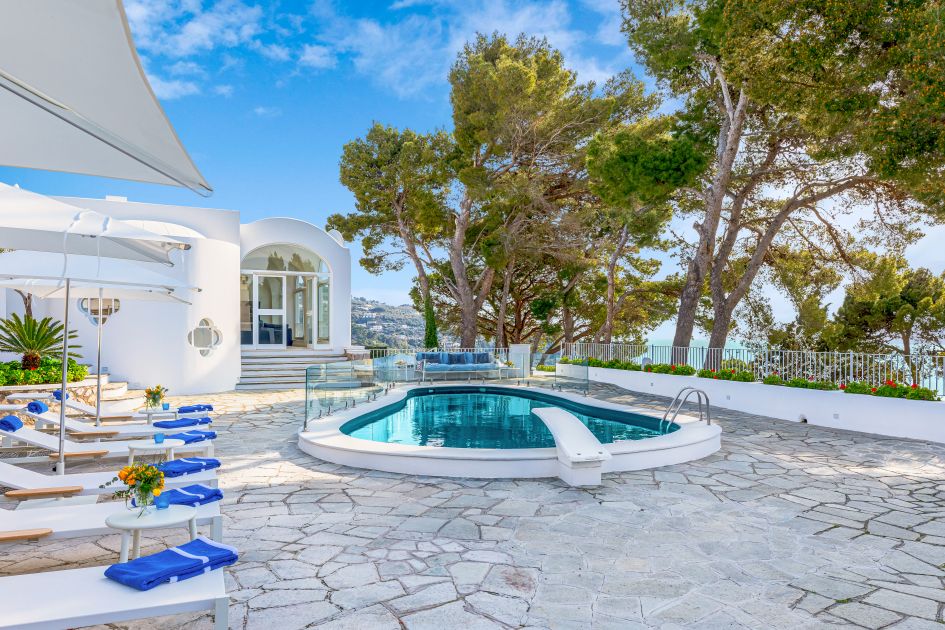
[341,386,677,449]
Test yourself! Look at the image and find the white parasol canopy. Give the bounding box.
[0,0,211,194]
[0,183,189,265]
[0,251,198,427]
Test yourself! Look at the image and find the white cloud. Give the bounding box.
[253,105,282,117]
[255,42,292,61]
[308,0,625,98]
[299,44,337,70]
[125,0,264,58]
[213,84,235,97]
[167,60,206,76]
[148,74,201,99]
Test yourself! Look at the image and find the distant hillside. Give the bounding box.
[352,296,456,348]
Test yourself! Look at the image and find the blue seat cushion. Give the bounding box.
[447,352,473,365]
[424,363,451,372]
[473,352,492,364]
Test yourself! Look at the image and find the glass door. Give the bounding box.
[254,274,285,347]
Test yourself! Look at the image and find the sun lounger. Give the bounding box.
[0,422,214,461]
[0,564,228,629]
[0,459,218,499]
[0,499,223,542]
[22,405,211,438]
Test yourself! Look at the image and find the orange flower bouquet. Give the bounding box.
[144,384,168,409]
[102,463,165,516]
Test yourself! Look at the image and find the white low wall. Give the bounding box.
[562,364,945,443]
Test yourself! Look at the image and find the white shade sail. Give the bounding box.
[0,251,197,302]
[0,1,211,194]
[0,183,189,265]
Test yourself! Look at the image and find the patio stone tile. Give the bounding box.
[5,385,945,629]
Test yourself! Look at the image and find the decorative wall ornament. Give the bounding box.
[188,318,222,357]
[77,297,120,326]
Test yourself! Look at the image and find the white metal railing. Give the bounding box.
[562,342,945,395]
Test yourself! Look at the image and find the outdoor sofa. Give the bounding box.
[415,351,504,381]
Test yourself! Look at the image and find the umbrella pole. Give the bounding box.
[57,278,70,475]
[95,289,103,426]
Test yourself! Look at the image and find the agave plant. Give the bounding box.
[0,313,80,370]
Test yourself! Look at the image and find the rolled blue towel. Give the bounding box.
[178,404,213,413]
[153,416,212,429]
[0,415,23,432]
[104,536,238,591]
[52,390,69,401]
[157,457,221,478]
[168,430,216,444]
[27,400,48,414]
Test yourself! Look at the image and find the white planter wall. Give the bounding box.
[560,365,945,443]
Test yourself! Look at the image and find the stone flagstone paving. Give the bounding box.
[2,383,945,629]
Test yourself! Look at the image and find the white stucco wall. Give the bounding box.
[29,197,243,395]
[1,198,353,395]
[240,217,352,351]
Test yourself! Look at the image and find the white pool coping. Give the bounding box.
[297,383,721,485]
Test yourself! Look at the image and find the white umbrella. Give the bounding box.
[0,1,211,194]
[0,183,189,265]
[0,250,198,425]
[0,198,192,473]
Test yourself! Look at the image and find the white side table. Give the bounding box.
[127,438,186,465]
[105,504,198,562]
[132,408,178,425]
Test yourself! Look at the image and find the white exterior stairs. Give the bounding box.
[236,348,348,390]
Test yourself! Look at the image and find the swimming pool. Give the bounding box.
[298,383,721,484]
[340,386,677,449]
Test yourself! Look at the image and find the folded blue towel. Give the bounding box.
[52,390,69,401]
[162,484,223,506]
[157,457,221,477]
[0,415,23,432]
[104,536,238,591]
[153,417,212,429]
[178,404,213,413]
[168,430,216,444]
[27,400,48,414]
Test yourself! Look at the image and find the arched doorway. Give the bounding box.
[239,243,331,348]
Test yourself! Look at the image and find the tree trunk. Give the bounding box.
[448,196,495,348]
[599,227,629,344]
[496,259,514,348]
[672,88,749,361]
[15,290,32,319]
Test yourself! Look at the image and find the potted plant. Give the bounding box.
[144,384,168,409]
[102,463,165,517]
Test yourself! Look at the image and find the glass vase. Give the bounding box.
[128,489,155,517]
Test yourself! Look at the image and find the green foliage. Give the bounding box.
[0,314,80,370]
[822,256,945,354]
[762,374,784,386]
[535,364,556,373]
[423,296,439,349]
[697,368,753,381]
[841,380,939,401]
[645,363,695,375]
[762,374,839,390]
[587,116,710,213]
[0,357,87,386]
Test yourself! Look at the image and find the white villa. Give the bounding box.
[1,195,353,394]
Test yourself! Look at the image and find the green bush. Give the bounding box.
[841,382,873,395]
[762,374,838,390]
[697,368,754,381]
[720,358,750,372]
[644,363,695,375]
[840,380,939,401]
[0,357,87,386]
[535,364,556,372]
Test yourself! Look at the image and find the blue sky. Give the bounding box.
[0,0,643,307]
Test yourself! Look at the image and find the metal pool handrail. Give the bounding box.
[662,387,711,430]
